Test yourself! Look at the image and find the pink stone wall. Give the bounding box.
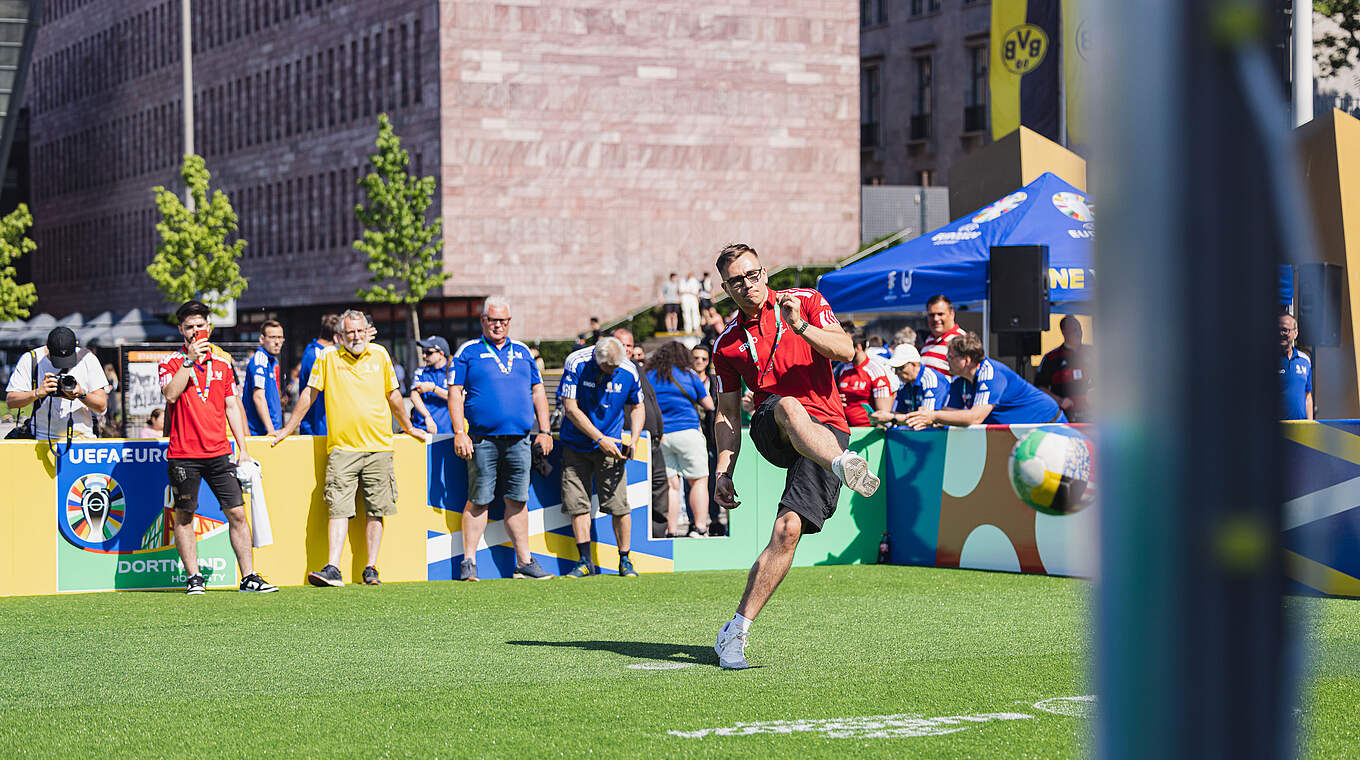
[438,1,860,337]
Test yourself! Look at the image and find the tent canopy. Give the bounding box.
[818,172,1094,314]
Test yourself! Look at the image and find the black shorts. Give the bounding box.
[749,395,849,534]
[663,303,681,316]
[699,298,713,310]
[168,455,244,513]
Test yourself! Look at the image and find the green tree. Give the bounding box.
[147,155,247,317]
[0,203,38,321]
[354,113,446,373]
[1315,1,1360,78]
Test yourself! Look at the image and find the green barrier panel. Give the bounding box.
[673,428,884,571]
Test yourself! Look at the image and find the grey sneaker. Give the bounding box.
[833,451,880,497]
[361,566,381,586]
[513,558,554,579]
[307,564,344,587]
[715,620,750,669]
[460,558,478,582]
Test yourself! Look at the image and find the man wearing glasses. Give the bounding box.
[410,336,453,436]
[272,309,427,587]
[449,296,555,580]
[709,244,880,669]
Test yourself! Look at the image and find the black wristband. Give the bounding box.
[792,320,809,335]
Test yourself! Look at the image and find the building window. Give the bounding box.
[910,0,941,16]
[861,63,881,148]
[911,55,932,141]
[861,0,886,27]
[965,44,989,133]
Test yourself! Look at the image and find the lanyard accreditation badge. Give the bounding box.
[482,338,514,375]
[742,306,785,388]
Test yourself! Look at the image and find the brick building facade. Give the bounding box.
[27,0,860,340]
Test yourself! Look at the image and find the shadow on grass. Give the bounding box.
[507,639,718,665]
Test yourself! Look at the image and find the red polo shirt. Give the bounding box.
[836,356,893,427]
[713,287,848,433]
[159,348,239,460]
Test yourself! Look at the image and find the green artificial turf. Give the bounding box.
[0,566,1352,758]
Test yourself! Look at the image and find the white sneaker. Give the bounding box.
[715,620,750,669]
[832,451,880,497]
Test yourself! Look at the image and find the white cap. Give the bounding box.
[887,343,922,367]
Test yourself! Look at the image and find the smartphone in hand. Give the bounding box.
[860,403,875,418]
[619,443,634,460]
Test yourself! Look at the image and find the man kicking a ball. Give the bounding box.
[709,244,880,669]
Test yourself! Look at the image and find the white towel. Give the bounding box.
[235,459,273,547]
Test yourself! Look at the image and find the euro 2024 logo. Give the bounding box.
[1001,24,1049,75]
[885,270,913,301]
[62,473,126,550]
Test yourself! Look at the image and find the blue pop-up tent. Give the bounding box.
[819,172,1095,313]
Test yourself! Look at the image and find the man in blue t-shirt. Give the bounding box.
[906,331,1067,428]
[410,336,453,435]
[1279,313,1313,420]
[243,320,285,435]
[298,313,338,435]
[450,297,555,581]
[870,343,950,428]
[558,335,645,578]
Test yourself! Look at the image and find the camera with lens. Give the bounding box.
[57,370,79,395]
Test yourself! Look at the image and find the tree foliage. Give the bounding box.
[1315,1,1360,79]
[0,203,38,321]
[147,155,247,316]
[355,113,446,343]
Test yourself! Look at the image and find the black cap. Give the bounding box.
[46,326,79,370]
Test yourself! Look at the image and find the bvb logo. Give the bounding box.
[1001,24,1049,74]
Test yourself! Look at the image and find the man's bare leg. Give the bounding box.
[462,501,489,558]
[773,396,879,497]
[612,513,631,553]
[772,396,843,468]
[503,498,531,565]
[222,505,254,577]
[173,510,200,576]
[365,516,383,568]
[326,517,348,566]
[735,510,804,620]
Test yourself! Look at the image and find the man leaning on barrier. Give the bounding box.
[5,326,109,441]
[272,309,427,587]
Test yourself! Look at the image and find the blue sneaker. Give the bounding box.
[618,555,638,577]
[564,560,595,578]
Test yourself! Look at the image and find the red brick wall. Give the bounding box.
[437,1,860,337]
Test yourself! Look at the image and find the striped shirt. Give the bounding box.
[920,325,966,376]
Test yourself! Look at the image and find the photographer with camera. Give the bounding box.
[448,297,555,580]
[5,326,109,440]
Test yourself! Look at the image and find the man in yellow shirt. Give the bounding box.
[273,309,427,586]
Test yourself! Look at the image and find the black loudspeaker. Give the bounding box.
[1296,263,1342,348]
[997,331,1042,357]
[989,245,1050,332]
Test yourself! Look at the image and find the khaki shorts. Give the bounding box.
[324,449,398,519]
[560,446,630,516]
[660,427,709,480]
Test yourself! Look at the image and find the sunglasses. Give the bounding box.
[422,348,440,355]
[723,267,764,290]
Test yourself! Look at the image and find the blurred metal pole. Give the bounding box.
[1092,0,1290,757]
